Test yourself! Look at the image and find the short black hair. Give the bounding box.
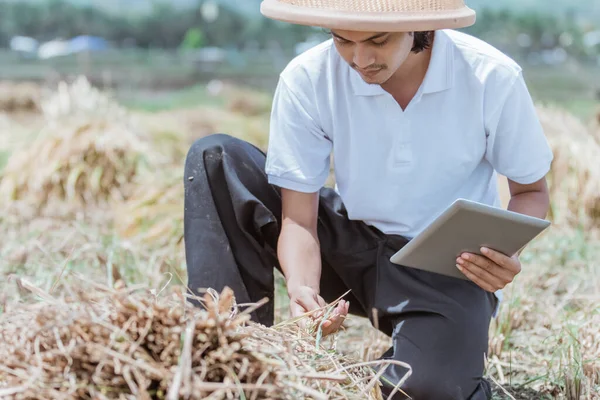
[324,29,435,54]
[411,31,435,53]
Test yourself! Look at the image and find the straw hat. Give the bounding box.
[260,0,476,32]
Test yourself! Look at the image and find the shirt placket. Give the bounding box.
[392,116,412,167]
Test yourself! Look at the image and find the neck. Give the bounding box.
[381,46,433,96]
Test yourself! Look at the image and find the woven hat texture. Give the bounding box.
[260,0,476,31]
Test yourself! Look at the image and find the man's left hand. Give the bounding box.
[456,247,521,292]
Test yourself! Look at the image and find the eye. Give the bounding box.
[372,38,390,48]
[334,37,352,46]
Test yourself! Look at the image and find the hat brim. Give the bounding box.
[260,0,476,32]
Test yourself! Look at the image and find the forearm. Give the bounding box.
[277,222,322,293]
[507,190,550,219]
[507,189,550,256]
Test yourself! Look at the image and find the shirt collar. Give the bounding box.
[348,30,454,97]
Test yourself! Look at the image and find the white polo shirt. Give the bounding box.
[265,29,554,239]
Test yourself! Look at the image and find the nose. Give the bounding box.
[353,44,376,69]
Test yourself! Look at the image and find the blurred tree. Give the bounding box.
[462,8,594,62]
[181,28,205,50]
[0,0,595,62]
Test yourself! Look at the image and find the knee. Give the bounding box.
[405,378,474,399]
[185,133,248,173]
[390,369,483,400]
[381,374,476,400]
[380,345,485,399]
[186,133,237,162]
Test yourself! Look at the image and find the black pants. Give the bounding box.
[183,133,496,399]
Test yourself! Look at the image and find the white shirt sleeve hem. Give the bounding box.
[267,175,323,193]
[506,159,552,185]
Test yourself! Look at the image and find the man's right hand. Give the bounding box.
[288,285,349,336]
[278,189,348,336]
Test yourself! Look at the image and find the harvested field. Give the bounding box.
[0,118,150,211]
[0,78,154,212]
[138,105,271,160]
[537,105,600,228]
[1,78,599,399]
[0,81,42,113]
[0,280,395,399]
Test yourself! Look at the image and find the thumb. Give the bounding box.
[290,291,321,318]
[290,302,308,318]
[296,293,322,314]
[316,295,327,307]
[309,295,328,320]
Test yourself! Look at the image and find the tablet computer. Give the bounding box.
[389,198,551,280]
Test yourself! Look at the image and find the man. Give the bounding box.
[183,0,553,398]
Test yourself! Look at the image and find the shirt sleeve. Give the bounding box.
[484,71,554,184]
[264,76,332,193]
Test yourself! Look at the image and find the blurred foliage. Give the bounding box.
[181,28,205,50]
[0,0,317,50]
[0,0,597,63]
[462,9,599,62]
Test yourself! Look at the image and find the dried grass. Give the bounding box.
[537,105,600,228]
[485,226,600,399]
[0,78,155,213]
[0,277,398,400]
[139,105,271,159]
[592,108,600,143]
[40,77,129,122]
[0,203,171,304]
[0,81,42,113]
[1,79,599,399]
[224,87,272,117]
[0,115,24,162]
[112,104,271,249]
[0,119,149,211]
[113,168,184,259]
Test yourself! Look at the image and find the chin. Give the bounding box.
[360,74,383,85]
[361,71,391,85]
[376,73,395,85]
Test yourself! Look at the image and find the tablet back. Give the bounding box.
[389,199,551,280]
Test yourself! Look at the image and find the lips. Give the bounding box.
[359,69,381,77]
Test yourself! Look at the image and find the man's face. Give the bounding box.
[331,30,414,85]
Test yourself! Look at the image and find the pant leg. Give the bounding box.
[183,133,383,325]
[184,133,494,399]
[184,133,281,324]
[374,235,496,400]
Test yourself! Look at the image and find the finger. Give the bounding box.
[317,298,346,321]
[290,303,310,319]
[295,294,322,315]
[460,253,497,271]
[481,247,521,273]
[290,303,311,329]
[322,314,346,336]
[317,296,328,308]
[478,247,508,266]
[456,264,497,292]
[457,259,506,290]
[459,253,514,282]
[322,302,344,325]
[459,258,507,288]
[313,296,330,319]
[336,300,347,315]
[320,302,348,336]
[333,301,349,318]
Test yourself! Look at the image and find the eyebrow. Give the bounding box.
[331,31,389,42]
